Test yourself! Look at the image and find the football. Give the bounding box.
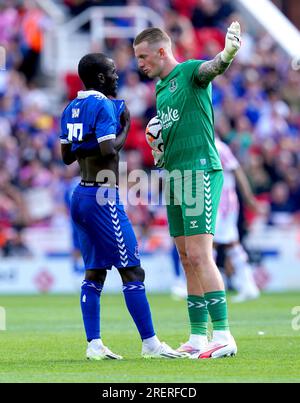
[145,116,164,152]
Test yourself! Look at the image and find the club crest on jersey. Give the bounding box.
[72,108,80,118]
[169,78,177,93]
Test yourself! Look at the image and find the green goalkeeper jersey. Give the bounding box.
[156,59,222,172]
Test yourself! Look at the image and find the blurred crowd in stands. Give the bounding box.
[0,0,300,257]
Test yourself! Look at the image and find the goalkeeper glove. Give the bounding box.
[152,149,164,168]
[221,21,241,63]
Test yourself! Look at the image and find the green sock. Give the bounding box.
[187,295,208,336]
[204,290,229,331]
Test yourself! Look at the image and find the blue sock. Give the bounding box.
[80,280,103,342]
[122,281,155,340]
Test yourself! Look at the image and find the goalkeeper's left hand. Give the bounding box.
[152,150,164,168]
[221,21,241,63]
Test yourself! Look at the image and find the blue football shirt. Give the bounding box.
[60,90,125,153]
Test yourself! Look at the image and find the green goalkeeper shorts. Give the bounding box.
[164,170,223,237]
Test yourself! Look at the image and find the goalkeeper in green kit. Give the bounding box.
[134,22,241,359]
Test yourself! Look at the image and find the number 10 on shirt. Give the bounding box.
[67,123,83,142]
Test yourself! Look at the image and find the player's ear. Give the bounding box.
[158,48,165,57]
[97,73,105,85]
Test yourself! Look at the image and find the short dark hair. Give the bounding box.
[78,53,110,89]
[133,28,171,47]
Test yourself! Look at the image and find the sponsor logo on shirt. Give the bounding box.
[157,106,180,129]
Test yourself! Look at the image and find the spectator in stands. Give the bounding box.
[191,0,234,29]
[268,181,295,226]
[164,8,198,60]
[118,70,152,118]
[18,0,50,83]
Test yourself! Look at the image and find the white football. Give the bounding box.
[145,116,164,152]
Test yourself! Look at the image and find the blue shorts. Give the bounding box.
[70,184,141,270]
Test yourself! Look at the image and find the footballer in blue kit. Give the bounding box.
[60,53,184,360]
[61,91,140,270]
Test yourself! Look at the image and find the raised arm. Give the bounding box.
[196,21,241,88]
[196,54,231,89]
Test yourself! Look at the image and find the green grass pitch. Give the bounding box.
[0,292,299,383]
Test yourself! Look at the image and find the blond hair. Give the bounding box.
[133,28,171,47]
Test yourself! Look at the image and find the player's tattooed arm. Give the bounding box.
[196,53,231,88]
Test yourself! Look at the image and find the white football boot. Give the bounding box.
[142,342,188,359]
[171,280,187,300]
[86,339,123,360]
[231,285,260,303]
[190,333,237,359]
[177,336,208,356]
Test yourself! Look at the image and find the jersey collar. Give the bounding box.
[77,90,106,99]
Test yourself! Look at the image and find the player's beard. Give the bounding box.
[105,79,118,98]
